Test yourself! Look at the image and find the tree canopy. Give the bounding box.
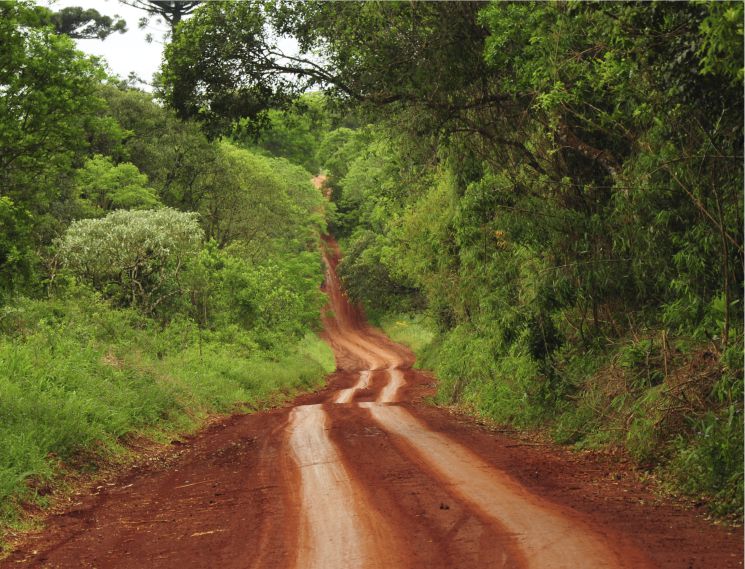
[36,5,127,39]
[158,0,744,516]
[123,0,202,30]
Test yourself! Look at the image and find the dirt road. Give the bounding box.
[2,236,742,568]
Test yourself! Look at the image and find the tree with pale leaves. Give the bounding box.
[59,208,203,316]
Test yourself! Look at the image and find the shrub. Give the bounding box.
[58,208,203,316]
[667,406,744,517]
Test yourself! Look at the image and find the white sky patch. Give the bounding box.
[44,0,301,92]
[47,0,168,89]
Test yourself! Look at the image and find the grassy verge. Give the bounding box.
[378,313,436,362]
[379,310,743,520]
[0,292,334,543]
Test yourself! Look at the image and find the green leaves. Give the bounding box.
[36,5,128,40]
[161,1,292,137]
[0,1,115,289]
[248,92,331,173]
[201,141,320,254]
[58,208,203,316]
[75,155,161,214]
[0,3,108,201]
[698,1,744,83]
[0,197,34,297]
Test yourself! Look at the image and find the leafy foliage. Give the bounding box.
[201,142,319,251]
[75,155,161,214]
[161,1,291,137]
[0,0,111,283]
[59,209,202,316]
[33,5,127,40]
[248,92,331,173]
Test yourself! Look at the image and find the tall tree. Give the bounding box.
[35,6,127,39]
[0,0,112,292]
[160,1,294,137]
[121,1,201,31]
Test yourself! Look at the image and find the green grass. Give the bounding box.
[0,293,334,538]
[378,308,742,519]
[378,313,436,362]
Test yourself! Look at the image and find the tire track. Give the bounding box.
[335,370,371,403]
[315,236,653,569]
[287,404,408,569]
[360,403,652,569]
[378,368,405,403]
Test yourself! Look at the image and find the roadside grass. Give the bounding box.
[377,308,743,520]
[378,313,436,364]
[0,293,334,542]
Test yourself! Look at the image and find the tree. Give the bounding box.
[59,208,203,316]
[0,1,113,293]
[161,2,495,135]
[160,1,293,137]
[122,1,202,31]
[0,197,33,298]
[97,85,218,211]
[33,5,127,40]
[200,143,304,252]
[1,2,108,208]
[248,92,331,173]
[75,155,161,214]
[214,252,322,342]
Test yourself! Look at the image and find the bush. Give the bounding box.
[0,292,334,530]
[379,313,435,357]
[667,406,744,517]
[58,208,203,316]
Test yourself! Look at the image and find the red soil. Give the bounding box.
[2,236,741,569]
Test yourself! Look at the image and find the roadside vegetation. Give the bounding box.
[0,1,335,537]
[1,0,742,538]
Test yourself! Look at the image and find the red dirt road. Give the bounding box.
[2,236,742,569]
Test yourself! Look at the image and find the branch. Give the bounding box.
[557,122,620,178]
[667,169,743,254]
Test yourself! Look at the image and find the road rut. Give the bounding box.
[2,235,742,569]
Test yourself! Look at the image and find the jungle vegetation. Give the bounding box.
[162,0,743,516]
[0,0,742,533]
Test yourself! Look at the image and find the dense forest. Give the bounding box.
[0,0,742,537]
[0,1,337,532]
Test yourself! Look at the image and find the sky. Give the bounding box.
[46,0,302,91]
[47,0,172,88]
